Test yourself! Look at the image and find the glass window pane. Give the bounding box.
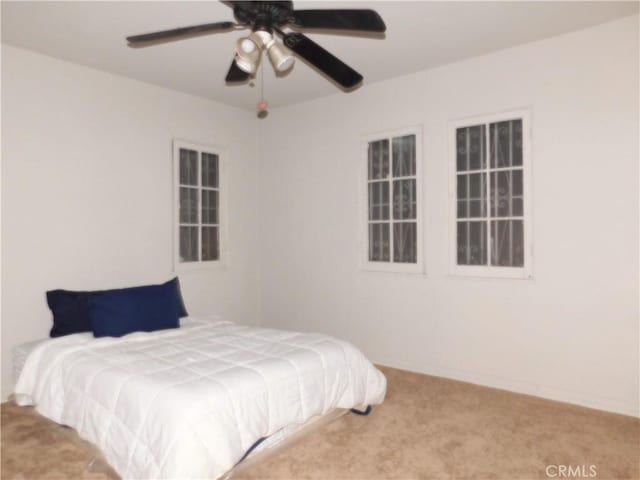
[180,149,198,186]
[201,226,219,261]
[456,125,486,172]
[202,190,218,225]
[457,174,467,199]
[512,169,523,196]
[392,135,416,177]
[393,222,417,263]
[490,170,523,217]
[393,179,416,220]
[491,220,508,265]
[512,171,523,216]
[179,187,198,224]
[457,221,487,265]
[457,173,485,218]
[368,223,390,262]
[180,226,198,262]
[202,153,218,188]
[456,129,466,172]
[469,200,483,217]
[368,181,389,221]
[490,119,523,168]
[457,200,468,218]
[511,169,524,216]
[491,171,508,217]
[469,172,484,199]
[368,140,389,180]
[491,220,524,267]
[457,222,467,265]
[513,198,523,217]
[512,220,524,267]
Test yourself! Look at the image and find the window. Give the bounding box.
[449,110,532,278]
[363,128,423,273]
[174,141,223,268]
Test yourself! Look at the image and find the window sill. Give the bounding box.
[448,265,533,280]
[174,260,226,274]
[361,261,425,276]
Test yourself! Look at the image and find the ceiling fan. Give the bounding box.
[126,1,386,89]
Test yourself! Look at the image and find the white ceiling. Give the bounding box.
[2,1,638,111]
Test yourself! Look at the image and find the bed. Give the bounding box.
[14,315,387,479]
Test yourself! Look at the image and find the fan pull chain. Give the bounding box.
[257,61,268,119]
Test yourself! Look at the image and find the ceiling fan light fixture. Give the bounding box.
[252,31,295,73]
[234,53,258,74]
[234,36,260,73]
[266,40,295,73]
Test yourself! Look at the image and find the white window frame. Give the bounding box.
[360,126,424,274]
[448,109,533,279]
[173,139,227,272]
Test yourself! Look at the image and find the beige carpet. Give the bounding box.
[2,366,638,479]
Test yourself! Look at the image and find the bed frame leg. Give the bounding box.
[350,405,372,416]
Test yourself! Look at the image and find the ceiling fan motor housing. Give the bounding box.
[233,1,294,32]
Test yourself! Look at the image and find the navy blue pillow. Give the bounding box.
[88,280,180,338]
[47,278,188,338]
[47,289,101,338]
[172,277,189,319]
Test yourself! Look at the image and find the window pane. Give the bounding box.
[368,181,389,221]
[490,169,523,217]
[180,226,198,262]
[457,221,487,265]
[456,125,486,172]
[180,149,198,186]
[392,135,416,177]
[491,220,524,267]
[393,222,417,263]
[469,172,484,199]
[490,119,523,168]
[201,226,219,261]
[469,200,484,218]
[457,173,485,218]
[512,169,523,217]
[202,153,218,188]
[202,190,218,225]
[512,169,523,196]
[457,200,468,218]
[512,220,524,266]
[393,179,416,220]
[368,140,389,180]
[457,173,467,199]
[369,223,390,262]
[179,187,198,224]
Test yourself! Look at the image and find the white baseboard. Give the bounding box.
[375,360,639,418]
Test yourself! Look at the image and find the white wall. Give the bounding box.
[1,45,261,399]
[258,16,639,416]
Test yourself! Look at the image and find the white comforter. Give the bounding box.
[15,316,386,479]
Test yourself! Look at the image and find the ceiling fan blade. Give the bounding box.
[281,32,362,88]
[127,21,236,45]
[225,59,251,83]
[290,9,386,33]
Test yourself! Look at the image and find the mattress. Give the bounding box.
[15,315,386,479]
[13,338,48,383]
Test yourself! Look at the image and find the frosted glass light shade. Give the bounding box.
[267,42,295,72]
[235,37,260,73]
